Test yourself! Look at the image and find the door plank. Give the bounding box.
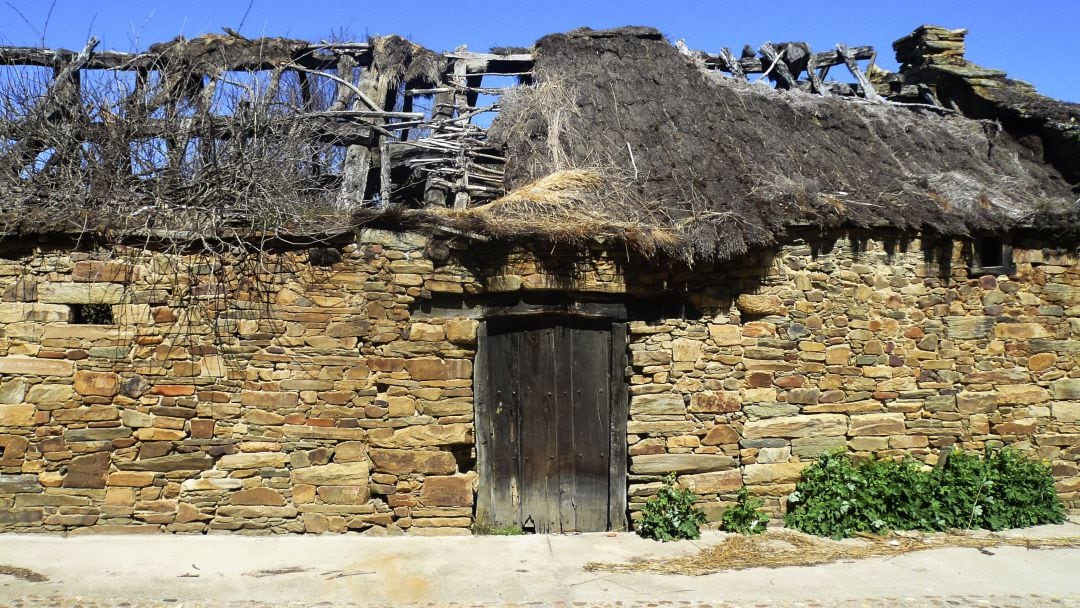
[478,320,526,528]
[607,322,629,531]
[474,321,495,525]
[520,322,559,533]
[570,321,613,532]
[555,323,576,532]
[503,326,524,525]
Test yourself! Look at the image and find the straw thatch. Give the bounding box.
[428,169,679,256]
[476,27,1079,262]
[370,35,446,89]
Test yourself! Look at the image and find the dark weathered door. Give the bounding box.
[476,316,627,533]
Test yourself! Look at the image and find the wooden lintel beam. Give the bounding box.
[445,51,533,74]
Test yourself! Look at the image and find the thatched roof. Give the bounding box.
[0,25,1076,261]
[455,26,1078,262]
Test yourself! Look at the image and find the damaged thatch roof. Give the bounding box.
[147,31,309,71]
[0,25,1076,261]
[457,26,1078,262]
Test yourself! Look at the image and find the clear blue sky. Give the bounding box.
[1,0,1077,102]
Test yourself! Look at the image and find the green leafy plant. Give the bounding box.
[933,448,1066,531]
[785,449,1065,539]
[720,487,768,535]
[636,472,707,541]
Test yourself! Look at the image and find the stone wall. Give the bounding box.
[625,236,1080,522]
[0,228,1077,535]
[0,230,484,535]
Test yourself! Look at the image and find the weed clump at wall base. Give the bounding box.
[785,448,1065,539]
[636,473,706,541]
[720,487,768,535]
[471,521,525,535]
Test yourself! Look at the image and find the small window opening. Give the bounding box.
[72,303,114,324]
[970,236,1014,276]
[308,247,342,267]
[977,236,1004,268]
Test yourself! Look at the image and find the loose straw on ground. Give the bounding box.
[584,529,1080,576]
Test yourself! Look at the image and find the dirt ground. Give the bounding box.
[1,518,1078,607]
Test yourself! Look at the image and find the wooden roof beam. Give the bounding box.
[707,44,874,75]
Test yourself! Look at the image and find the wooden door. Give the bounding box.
[475,316,627,533]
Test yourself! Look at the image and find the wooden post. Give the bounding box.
[337,61,392,209]
[422,57,460,207]
[431,89,455,121]
[295,70,321,176]
[159,67,187,171]
[465,74,483,110]
[196,70,222,169]
[450,49,469,118]
[379,136,392,208]
[398,93,413,141]
[327,54,357,112]
[264,67,284,108]
[759,43,796,89]
[449,56,472,209]
[44,59,83,172]
[838,43,879,102]
[452,144,470,210]
[719,47,744,79]
[329,54,363,210]
[805,44,828,96]
[49,37,97,119]
[337,145,371,210]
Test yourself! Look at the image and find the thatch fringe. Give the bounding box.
[426,169,679,257]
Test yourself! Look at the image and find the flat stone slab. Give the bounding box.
[0,474,42,494]
[116,453,213,472]
[630,453,736,474]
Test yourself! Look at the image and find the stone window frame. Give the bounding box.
[968,235,1015,277]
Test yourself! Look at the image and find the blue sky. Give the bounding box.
[1,0,1077,101]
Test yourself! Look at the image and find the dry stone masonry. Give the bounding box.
[0,230,483,535]
[624,235,1080,521]
[0,228,1077,534]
